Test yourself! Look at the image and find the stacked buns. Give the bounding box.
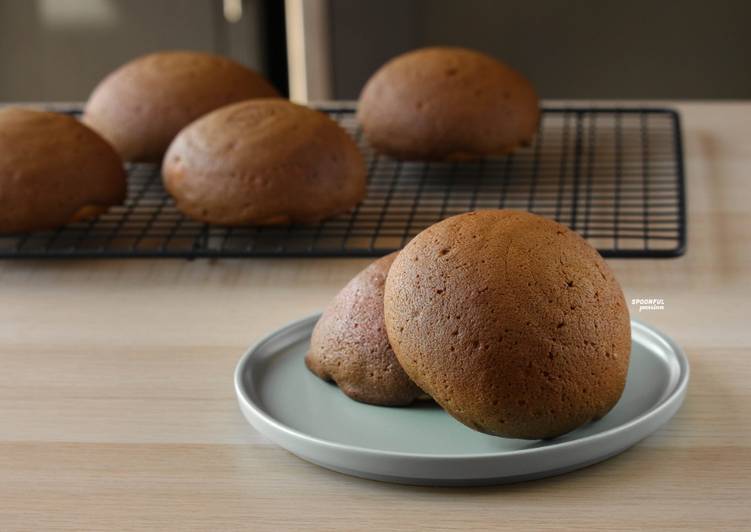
[308,211,631,440]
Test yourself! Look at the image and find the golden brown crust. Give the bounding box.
[357,47,540,161]
[306,252,424,406]
[384,210,631,439]
[162,99,366,225]
[83,51,279,161]
[0,107,126,234]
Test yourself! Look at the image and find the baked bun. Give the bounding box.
[384,210,631,439]
[162,99,366,225]
[306,252,424,406]
[83,51,279,161]
[0,107,126,234]
[357,47,539,160]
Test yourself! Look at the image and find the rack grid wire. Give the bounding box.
[0,105,686,259]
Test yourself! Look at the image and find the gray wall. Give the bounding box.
[0,0,264,101]
[330,0,751,99]
[3,0,750,101]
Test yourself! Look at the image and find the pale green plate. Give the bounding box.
[235,315,688,485]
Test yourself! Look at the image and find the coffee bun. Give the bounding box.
[84,51,279,161]
[162,99,366,226]
[0,107,126,234]
[358,47,539,160]
[306,252,424,406]
[384,210,630,439]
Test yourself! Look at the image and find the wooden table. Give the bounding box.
[1,102,749,531]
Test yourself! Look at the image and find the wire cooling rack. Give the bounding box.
[0,105,685,259]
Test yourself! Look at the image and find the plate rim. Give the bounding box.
[234,314,689,461]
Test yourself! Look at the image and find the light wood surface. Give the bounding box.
[1,102,750,531]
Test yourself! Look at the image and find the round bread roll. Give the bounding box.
[83,51,279,161]
[384,210,631,439]
[162,99,366,225]
[306,252,424,406]
[0,107,126,234]
[357,47,539,160]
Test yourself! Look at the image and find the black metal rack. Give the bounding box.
[0,105,686,259]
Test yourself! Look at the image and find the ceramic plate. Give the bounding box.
[235,315,689,485]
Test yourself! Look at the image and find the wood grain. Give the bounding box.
[1,102,750,531]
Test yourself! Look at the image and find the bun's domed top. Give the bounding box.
[306,252,424,406]
[0,107,126,234]
[84,51,279,161]
[357,47,539,160]
[384,210,630,439]
[162,99,366,225]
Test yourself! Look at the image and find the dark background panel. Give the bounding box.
[330,0,751,99]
